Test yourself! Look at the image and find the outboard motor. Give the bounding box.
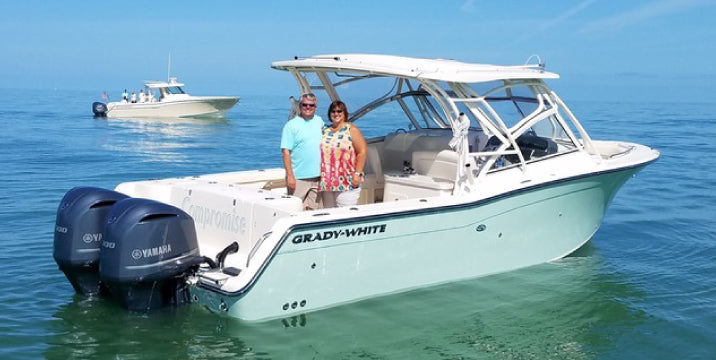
[99,198,205,311]
[53,187,129,295]
[92,102,108,117]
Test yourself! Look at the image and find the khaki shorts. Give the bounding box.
[290,177,321,210]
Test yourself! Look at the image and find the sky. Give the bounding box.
[1,0,714,102]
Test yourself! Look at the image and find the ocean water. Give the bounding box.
[1,88,714,359]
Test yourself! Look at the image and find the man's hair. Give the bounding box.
[301,92,317,103]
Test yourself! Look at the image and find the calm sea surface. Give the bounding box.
[1,88,714,359]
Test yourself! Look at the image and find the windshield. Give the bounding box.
[297,70,582,161]
[166,86,185,95]
[300,71,452,138]
[454,81,581,169]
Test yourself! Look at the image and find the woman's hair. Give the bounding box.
[328,100,349,120]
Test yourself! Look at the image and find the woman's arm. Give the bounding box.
[351,125,367,187]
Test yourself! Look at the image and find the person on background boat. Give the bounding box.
[122,89,128,103]
[280,93,324,210]
[319,100,367,207]
[139,90,146,103]
[130,92,137,103]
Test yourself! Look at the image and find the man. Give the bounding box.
[280,93,324,210]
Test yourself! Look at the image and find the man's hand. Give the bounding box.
[286,174,297,194]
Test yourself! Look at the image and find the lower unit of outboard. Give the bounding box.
[99,198,205,311]
[53,187,128,295]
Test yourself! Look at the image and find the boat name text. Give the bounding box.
[292,224,387,244]
[181,197,246,234]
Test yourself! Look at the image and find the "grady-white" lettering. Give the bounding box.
[292,224,387,244]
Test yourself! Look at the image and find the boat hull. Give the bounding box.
[105,96,239,119]
[191,165,644,321]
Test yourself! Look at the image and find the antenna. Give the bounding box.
[167,53,171,81]
[524,54,545,69]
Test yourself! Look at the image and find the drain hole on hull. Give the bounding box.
[282,299,308,311]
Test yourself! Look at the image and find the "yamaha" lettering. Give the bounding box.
[141,244,172,258]
[82,233,102,243]
[292,224,387,244]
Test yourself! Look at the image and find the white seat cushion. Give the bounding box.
[426,150,458,181]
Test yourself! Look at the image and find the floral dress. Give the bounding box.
[320,124,356,191]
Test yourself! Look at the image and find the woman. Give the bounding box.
[319,101,367,207]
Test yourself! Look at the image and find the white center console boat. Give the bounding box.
[92,77,239,119]
[57,54,660,321]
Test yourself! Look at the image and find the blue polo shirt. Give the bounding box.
[280,115,324,179]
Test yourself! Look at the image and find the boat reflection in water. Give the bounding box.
[98,116,230,164]
[46,249,643,359]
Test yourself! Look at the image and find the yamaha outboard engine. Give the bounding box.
[92,102,108,117]
[99,198,205,311]
[53,187,129,295]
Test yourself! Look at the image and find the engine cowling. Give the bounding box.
[53,187,128,295]
[92,102,108,117]
[99,198,205,311]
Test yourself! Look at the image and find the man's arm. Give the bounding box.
[281,148,296,194]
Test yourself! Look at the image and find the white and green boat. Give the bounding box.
[55,54,659,321]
